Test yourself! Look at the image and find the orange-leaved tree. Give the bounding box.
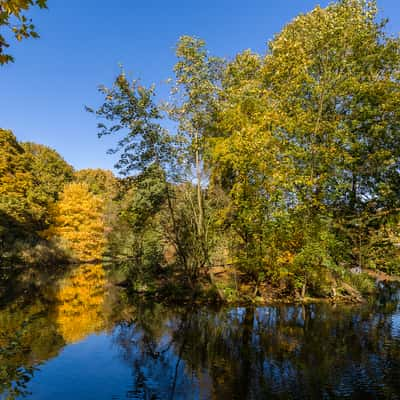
[43,182,106,261]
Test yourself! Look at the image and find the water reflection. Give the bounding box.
[0,295,64,399]
[55,264,106,344]
[0,263,108,399]
[112,303,400,399]
[0,265,399,399]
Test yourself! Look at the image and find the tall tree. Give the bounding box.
[86,69,208,282]
[263,0,400,214]
[169,35,224,270]
[262,0,400,274]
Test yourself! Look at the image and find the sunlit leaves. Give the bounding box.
[86,71,172,176]
[0,0,47,64]
[43,183,106,261]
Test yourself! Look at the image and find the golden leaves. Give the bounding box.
[43,183,106,261]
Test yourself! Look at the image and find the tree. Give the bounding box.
[0,0,47,64]
[209,50,284,276]
[204,0,400,294]
[0,132,74,229]
[263,0,400,216]
[43,183,106,261]
[0,130,75,261]
[261,0,400,279]
[22,142,74,228]
[0,129,34,225]
[86,71,178,275]
[169,36,224,271]
[88,0,400,300]
[86,70,172,176]
[88,46,225,287]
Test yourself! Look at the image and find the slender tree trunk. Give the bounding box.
[301,278,307,299]
[351,173,357,211]
[195,130,209,274]
[195,132,204,237]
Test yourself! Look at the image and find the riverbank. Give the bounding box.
[110,262,400,307]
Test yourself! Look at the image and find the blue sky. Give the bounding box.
[0,0,399,173]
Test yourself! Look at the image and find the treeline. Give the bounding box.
[87,0,400,301]
[0,129,115,266]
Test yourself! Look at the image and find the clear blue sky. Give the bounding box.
[0,0,399,173]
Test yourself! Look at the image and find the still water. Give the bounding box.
[1,264,400,399]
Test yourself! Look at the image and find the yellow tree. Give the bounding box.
[0,129,34,224]
[43,182,106,261]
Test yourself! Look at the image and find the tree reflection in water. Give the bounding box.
[113,295,400,399]
[0,263,108,399]
[55,263,106,344]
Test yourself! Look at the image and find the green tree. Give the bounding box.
[74,168,117,197]
[22,142,74,228]
[86,72,176,278]
[209,50,284,277]
[169,36,224,272]
[205,0,400,294]
[261,0,400,277]
[86,70,172,175]
[263,0,400,214]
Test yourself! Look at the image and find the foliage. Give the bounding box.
[42,183,106,261]
[0,129,34,226]
[74,168,118,197]
[22,142,74,228]
[0,0,47,64]
[0,130,75,262]
[85,0,400,300]
[2,0,400,303]
[85,70,172,175]
[207,0,400,296]
[107,166,167,285]
[169,36,224,273]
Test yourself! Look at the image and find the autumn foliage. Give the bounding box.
[43,183,106,261]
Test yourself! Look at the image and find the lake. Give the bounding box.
[1,264,400,399]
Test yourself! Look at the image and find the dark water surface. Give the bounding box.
[1,264,400,399]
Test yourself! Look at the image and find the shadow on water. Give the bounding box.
[0,264,399,399]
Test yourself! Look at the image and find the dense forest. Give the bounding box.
[1,0,400,304]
